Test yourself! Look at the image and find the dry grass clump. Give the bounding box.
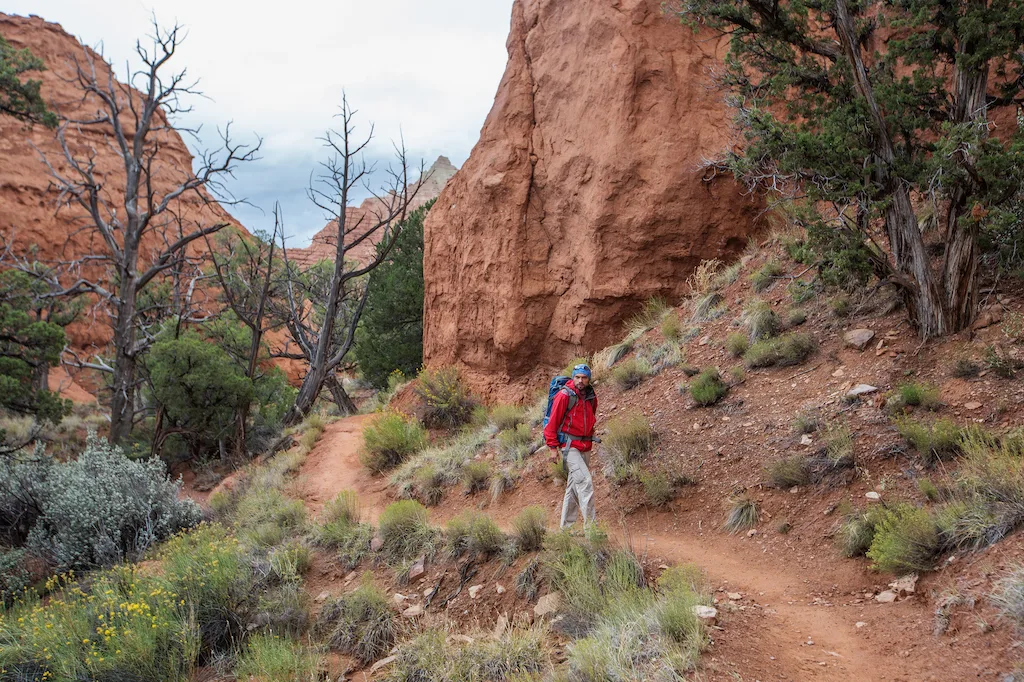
[377,500,439,565]
[895,417,964,465]
[360,411,428,473]
[837,506,886,558]
[462,460,492,494]
[446,511,506,559]
[316,582,395,666]
[725,332,749,357]
[610,355,656,390]
[661,311,683,341]
[691,292,727,322]
[639,470,675,507]
[512,506,547,552]
[724,495,758,533]
[992,566,1024,631]
[689,368,729,406]
[743,298,781,341]
[497,424,534,463]
[235,633,324,682]
[750,259,784,292]
[743,332,816,368]
[766,455,811,488]
[415,366,477,429]
[626,297,672,335]
[604,412,656,463]
[489,403,526,431]
[687,258,723,296]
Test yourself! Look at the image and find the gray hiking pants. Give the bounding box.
[560,448,596,528]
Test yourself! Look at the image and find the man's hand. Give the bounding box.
[549,447,561,464]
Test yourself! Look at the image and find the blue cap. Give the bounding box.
[572,364,592,379]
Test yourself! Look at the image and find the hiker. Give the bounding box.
[544,363,598,528]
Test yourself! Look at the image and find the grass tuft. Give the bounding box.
[377,500,439,565]
[896,382,942,410]
[765,455,811,488]
[896,417,964,465]
[446,511,506,559]
[462,460,492,494]
[316,582,395,666]
[512,506,548,552]
[360,411,428,473]
[490,403,526,431]
[750,259,784,292]
[725,332,749,357]
[743,298,781,341]
[866,503,940,573]
[626,297,672,335]
[724,495,758,533]
[610,356,655,390]
[689,368,728,406]
[604,412,656,462]
[743,332,816,368]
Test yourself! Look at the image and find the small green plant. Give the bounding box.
[497,423,533,462]
[661,311,682,341]
[952,356,982,378]
[788,279,820,304]
[235,633,323,682]
[360,411,428,473]
[787,308,808,326]
[611,356,655,390]
[322,490,361,527]
[896,382,942,410]
[604,412,656,462]
[792,411,820,434]
[415,366,477,429]
[744,298,781,342]
[490,403,526,431]
[824,422,854,463]
[551,457,568,483]
[462,460,492,494]
[712,261,743,289]
[750,260,784,292]
[743,332,816,368]
[446,511,506,558]
[512,506,547,552]
[866,503,940,573]
[829,294,852,317]
[377,500,439,564]
[689,368,728,406]
[984,344,1020,378]
[639,470,675,507]
[725,332,749,357]
[269,540,313,582]
[918,478,941,502]
[727,365,746,383]
[316,582,395,666]
[837,507,886,557]
[724,495,758,533]
[489,469,518,504]
[896,417,964,465]
[412,463,445,506]
[765,455,810,488]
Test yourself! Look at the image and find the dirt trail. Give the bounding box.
[295,415,930,681]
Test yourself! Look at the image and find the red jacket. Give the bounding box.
[543,379,598,452]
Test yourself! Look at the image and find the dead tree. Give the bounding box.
[278,95,422,424]
[34,21,259,444]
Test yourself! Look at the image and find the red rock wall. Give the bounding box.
[423,0,766,399]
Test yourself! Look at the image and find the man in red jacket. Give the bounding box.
[544,364,598,528]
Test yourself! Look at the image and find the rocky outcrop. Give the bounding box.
[423,0,765,398]
[287,156,457,269]
[0,13,245,354]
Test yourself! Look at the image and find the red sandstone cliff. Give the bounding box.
[423,0,766,397]
[287,155,457,269]
[0,13,246,352]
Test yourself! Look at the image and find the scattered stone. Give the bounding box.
[493,613,510,638]
[800,434,813,446]
[423,587,436,599]
[408,557,426,581]
[728,592,742,601]
[370,536,384,552]
[449,634,475,645]
[875,591,898,603]
[344,571,357,582]
[846,384,878,399]
[855,622,867,629]
[315,591,330,603]
[831,367,846,378]
[964,401,983,411]
[789,486,800,494]
[393,593,407,605]
[844,329,875,351]
[693,605,718,625]
[370,655,397,674]
[889,574,918,598]
[495,584,506,594]
[402,604,424,618]
[534,593,562,618]
[865,491,881,501]
[469,585,483,599]
[746,529,758,537]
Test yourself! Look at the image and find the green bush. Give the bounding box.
[235,633,323,682]
[547,538,605,616]
[765,455,810,488]
[23,436,202,569]
[866,504,940,573]
[725,332,749,357]
[461,460,492,494]
[388,625,547,682]
[750,260,784,292]
[604,412,655,462]
[896,417,964,465]
[829,294,851,317]
[446,511,505,558]
[512,506,547,552]
[743,332,817,368]
[378,500,438,564]
[896,382,942,410]
[354,201,431,388]
[639,470,674,507]
[490,403,526,431]
[610,356,655,390]
[317,582,396,665]
[836,507,885,557]
[689,368,728,406]
[743,299,780,341]
[786,308,808,326]
[788,279,820,304]
[415,367,477,429]
[724,496,758,533]
[361,411,428,473]
[0,547,29,606]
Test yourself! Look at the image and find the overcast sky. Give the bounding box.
[10,0,514,245]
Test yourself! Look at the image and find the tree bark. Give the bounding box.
[326,374,358,416]
[108,274,138,445]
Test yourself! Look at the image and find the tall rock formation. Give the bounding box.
[0,13,246,353]
[423,0,766,398]
[287,156,457,269]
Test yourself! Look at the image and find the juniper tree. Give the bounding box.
[673,0,1024,336]
[0,35,57,127]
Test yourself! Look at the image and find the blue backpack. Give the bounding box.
[542,376,579,445]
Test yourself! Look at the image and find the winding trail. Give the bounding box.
[295,415,944,681]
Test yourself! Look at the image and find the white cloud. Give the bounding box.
[13,0,514,243]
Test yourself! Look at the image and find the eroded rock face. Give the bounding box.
[423,0,765,398]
